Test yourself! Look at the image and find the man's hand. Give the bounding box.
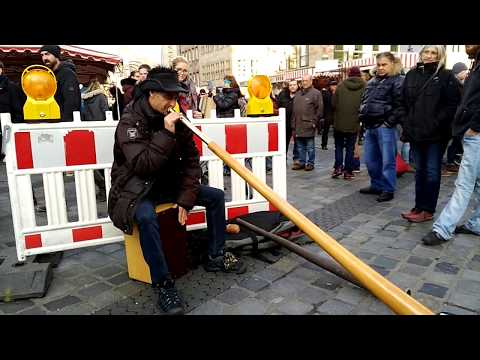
[193,111,203,119]
[164,112,181,133]
[178,206,188,226]
[465,128,480,137]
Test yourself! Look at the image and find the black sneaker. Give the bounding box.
[359,187,382,195]
[455,225,480,236]
[377,192,394,202]
[422,231,448,246]
[155,279,185,315]
[204,252,247,274]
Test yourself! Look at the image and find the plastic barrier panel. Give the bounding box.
[2,108,286,261]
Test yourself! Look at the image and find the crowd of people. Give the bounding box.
[276,45,480,249]
[1,44,480,314]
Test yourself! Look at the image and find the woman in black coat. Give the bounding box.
[400,45,461,223]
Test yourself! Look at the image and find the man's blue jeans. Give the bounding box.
[433,134,480,240]
[134,185,226,284]
[411,141,448,214]
[296,136,315,166]
[364,126,397,193]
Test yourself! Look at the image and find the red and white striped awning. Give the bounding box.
[0,45,122,65]
[343,52,420,70]
[270,67,315,83]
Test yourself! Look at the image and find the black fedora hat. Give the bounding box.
[139,68,188,94]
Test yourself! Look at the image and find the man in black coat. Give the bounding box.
[320,80,336,150]
[277,80,299,155]
[109,67,245,314]
[423,45,480,245]
[40,45,81,121]
[0,60,26,160]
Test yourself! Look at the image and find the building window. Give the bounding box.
[334,45,346,62]
[390,45,399,52]
[288,46,298,69]
[373,45,379,52]
[299,45,309,67]
[353,45,363,59]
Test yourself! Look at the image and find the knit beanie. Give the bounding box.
[452,62,468,76]
[348,66,361,77]
[40,45,62,59]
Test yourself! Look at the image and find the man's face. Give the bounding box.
[148,91,178,115]
[302,76,312,89]
[376,57,394,77]
[421,47,439,64]
[329,84,337,93]
[132,71,140,81]
[456,70,469,82]
[0,67,3,76]
[288,81,298,93]
[41,51,59,69]
[138,68,149,82]
[465,45,480,59]
[175,61,189,82]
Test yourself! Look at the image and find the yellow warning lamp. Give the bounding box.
[21,65,60,121]
[246,75,273,116]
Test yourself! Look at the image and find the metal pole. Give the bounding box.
[171,109,433,315]
[236,218,365,289]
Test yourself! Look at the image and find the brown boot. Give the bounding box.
[304,164,314,171]
[292,163,305,170]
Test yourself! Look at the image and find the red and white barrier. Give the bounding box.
[1,108,286,261]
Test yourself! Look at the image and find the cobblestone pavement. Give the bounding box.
[1,134,480,315]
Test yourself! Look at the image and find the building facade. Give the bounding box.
[161,45,178,67]
[177,45,202,87]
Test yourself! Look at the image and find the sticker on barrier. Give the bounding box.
[1,108,286,261]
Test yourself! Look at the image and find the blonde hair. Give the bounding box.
[172,56,189,69]
[419,45,446,74]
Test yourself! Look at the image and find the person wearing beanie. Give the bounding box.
[40,45,81,121]
[348,66,361,78]
[109,66,246,314]
[452,62,469,85]
[399,45,461,225]
[422,45,480,246]
[332,67,366,180]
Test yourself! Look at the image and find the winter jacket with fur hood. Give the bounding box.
[108,96,201,235]
[53,60,81,121]
[82,88,109,121]
[359,65,404,129]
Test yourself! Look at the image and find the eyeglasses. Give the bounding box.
[175,68,188,74]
